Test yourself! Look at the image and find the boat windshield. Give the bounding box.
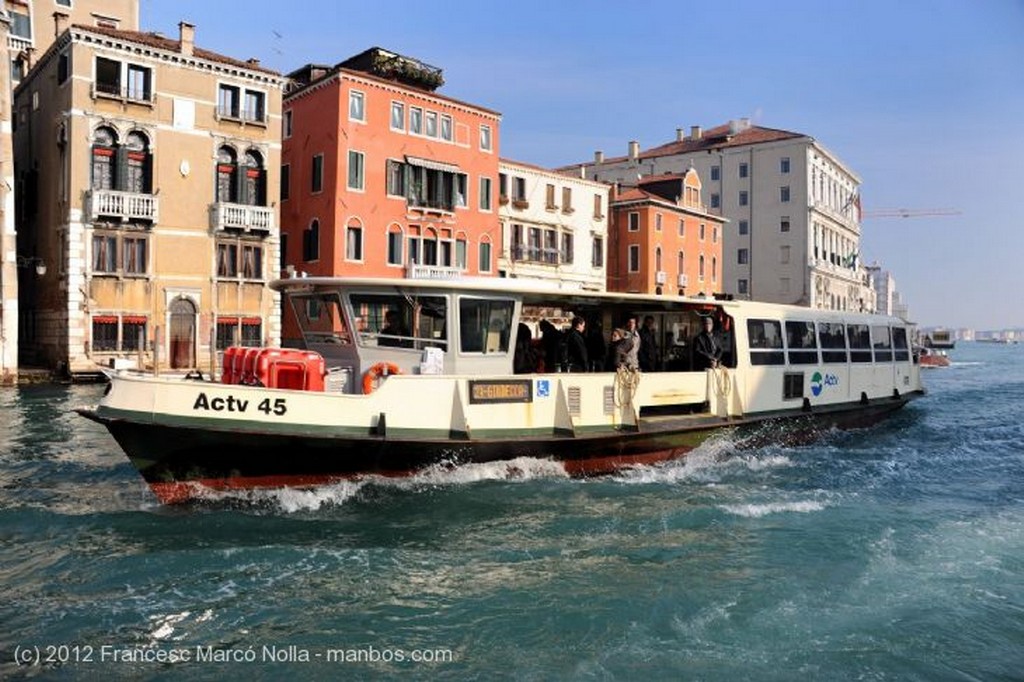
[288,291,351,346]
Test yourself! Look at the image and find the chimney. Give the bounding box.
[594,150,604,164]
[676,128,685,142]
[690,125,702,141]
[179,21,195,57]
[628,140,639,160]
[53,11,70,38]
[246,57,260,68]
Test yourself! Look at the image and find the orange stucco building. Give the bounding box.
[280,48,502,289]
[608,169,725,297]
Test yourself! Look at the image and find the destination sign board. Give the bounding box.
[468,379,533,404]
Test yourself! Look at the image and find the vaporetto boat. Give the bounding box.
[77,276,926,504]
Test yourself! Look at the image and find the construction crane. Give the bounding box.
[860,208,961,219]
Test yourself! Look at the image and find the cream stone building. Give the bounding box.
[13,21,284,378]
[563,121,876,313]
[497,159,609,291]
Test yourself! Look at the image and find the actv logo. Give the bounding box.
[810,371,839,396]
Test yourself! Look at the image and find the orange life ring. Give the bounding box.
[362,362,402,394]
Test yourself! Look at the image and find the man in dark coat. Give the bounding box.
[693,316,723,370]
[565,316,589,372]
[638,315,659,371]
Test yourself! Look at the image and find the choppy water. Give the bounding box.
[2,342,1022,681]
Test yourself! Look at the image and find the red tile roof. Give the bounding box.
[558,123,806,171]
[72,24,281,76]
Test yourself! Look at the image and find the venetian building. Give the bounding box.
[13,21,284,378]
[562,121,875,313]
[497,159,609,292]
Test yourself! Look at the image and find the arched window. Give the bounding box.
[386,223,404,266]
[655,246,662,272]
[242,149,266,206]
[91,126,118,190]
[422,227,439,266]
[124,131,151,193]
[216,146,238,203]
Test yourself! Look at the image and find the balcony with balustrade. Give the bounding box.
[210,203,275,234]
[86,189,158,223]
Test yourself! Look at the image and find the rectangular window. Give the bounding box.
[738,248,749,265]
[280,164,290,201]
[480,177,492,211]
[780,157,790,173]
[346,226,363,261]
[738,278,749,294]
[390,101,405,131]
[456,238,467,269]
[818,322,848,363]
[739,162,748,178]
[123,235,147,275]
[122,318,147,351]
[95,57,121,96]
[349,90,365,121]
[655,213,662,231]
[459,298,514,354]
[241,244,262,279]
[561,232,574,265]
[710,193,720,208]
[217,242,239,277]
[311,154,323,193]
[386,159,404,197]
[594,194,603,219]
[217,84,240,118]
[479,241,492,272]
[678,218,685,237]
[425,111,437,137]
[562,187,573,213]
[628,244,640,273]
[480,125,492,151]
[739,220,748,235]
[347,150,364,190]
[628,212,639,231]
[284,110,293,138]
[455,174,468,208]
[92,317,118,351]
[781,216,790,232]
[871,325,893,362]
[546,184,556,209]
[747,319,785,365]
[409,107,423,134]
[739,190,748,206]
[243,90,265,122]
[512,176,526,201]
[92,234,117,273]
[783,373,804,400]
[781,186,791,202]
[893,327,910,361]
[847,324,872,363]
[780,245,790,264]
[710,166,720,181]
[592,236,604,268]
[126,65,151,101]
[440,114,453,142]
[699,223,706,241]
[786,321,819,364]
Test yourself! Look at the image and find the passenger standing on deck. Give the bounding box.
[606,328,633,371]
[639,315,659,371]
[693,315,723,370]
[566,316,589,372]
[624,317,640,370]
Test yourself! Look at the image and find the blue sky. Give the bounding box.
[140,0,1024,330]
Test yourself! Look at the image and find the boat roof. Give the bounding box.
[270,276,911,326]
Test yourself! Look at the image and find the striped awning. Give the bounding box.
[405,155,460,173]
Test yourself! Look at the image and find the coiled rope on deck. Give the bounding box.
[614,365,641,408]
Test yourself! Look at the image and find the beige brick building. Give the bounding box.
[13,21,285,378]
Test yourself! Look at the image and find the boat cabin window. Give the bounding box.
[289,292,351,345]
[818,322,848,363]
[349,293,448,350]
[892,327,909,361]
[459,298,515,354]
[785,321,819,365]
[847,324,872,363]
[747,319,784,365]
[871,325,893,362]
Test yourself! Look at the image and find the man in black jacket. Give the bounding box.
[693,315,723,370]
[565,316,589,372]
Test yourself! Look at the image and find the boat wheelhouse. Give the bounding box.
[77,276,925,503]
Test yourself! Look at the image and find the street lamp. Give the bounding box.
[17,256,46,276]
